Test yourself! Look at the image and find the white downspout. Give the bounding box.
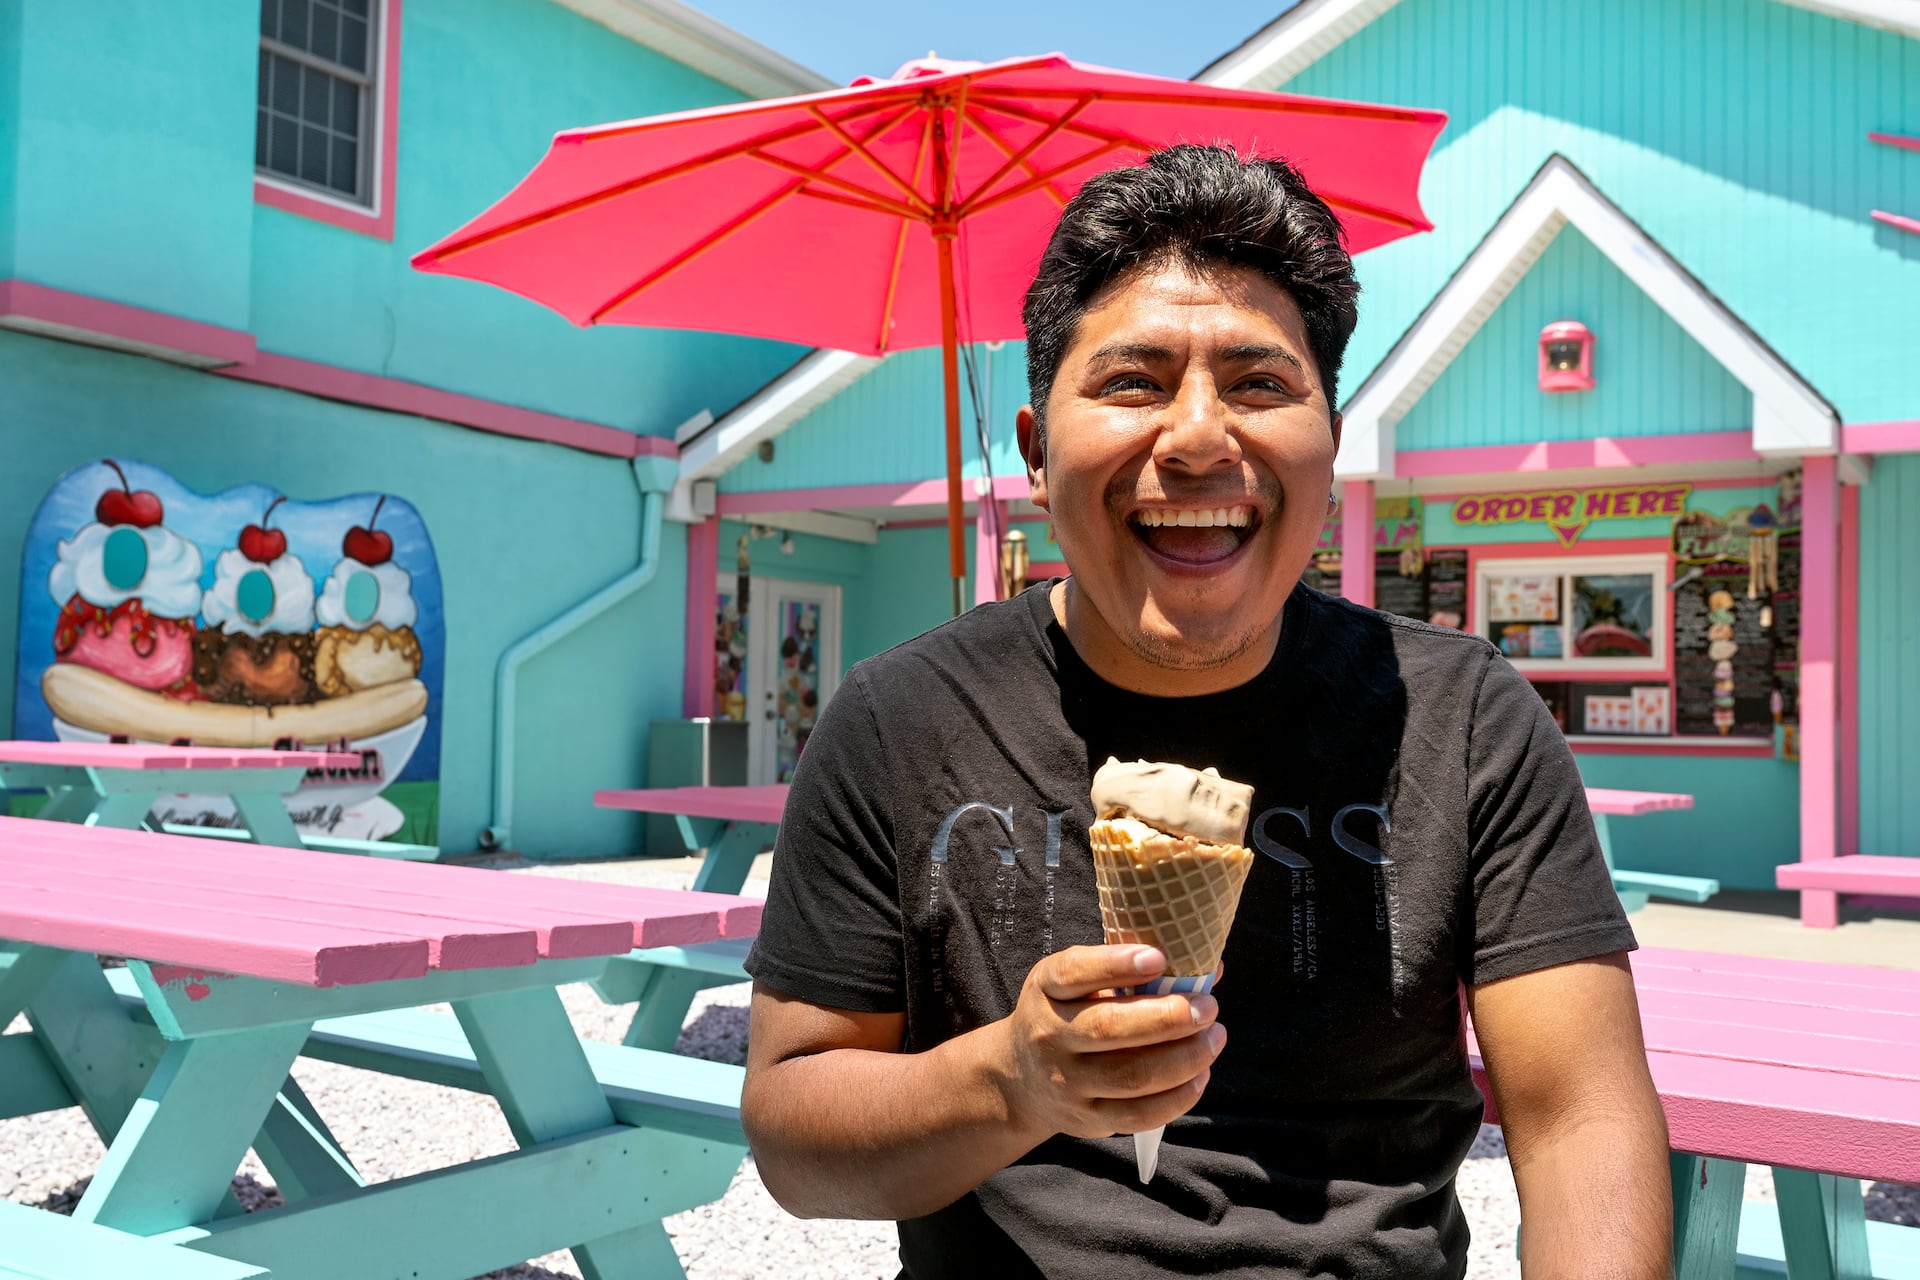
[478,453,677,851]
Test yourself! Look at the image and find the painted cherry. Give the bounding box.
[94,460,165,528]
[342,495,394,566]
[238,496,289,564]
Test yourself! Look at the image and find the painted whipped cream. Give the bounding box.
[201,548,317,636]
[49,522,204,619]
[316,559,417,631]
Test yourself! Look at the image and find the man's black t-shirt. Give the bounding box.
[745,582,1635,1279]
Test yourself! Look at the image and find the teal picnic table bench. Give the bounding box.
[0,815,761,1280]
[593,784,784,1049]
[1586,786,1719,912]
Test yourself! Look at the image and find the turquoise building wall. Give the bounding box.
[1285,0,1919,428]
[1857,455,1920,859]
[0,0,828,855]
[0,0,804,434]
[0,331,684,856]
[1395,229,1753,451]
[755,0,1916,488]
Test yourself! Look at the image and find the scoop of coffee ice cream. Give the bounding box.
[1091,757,1253,847]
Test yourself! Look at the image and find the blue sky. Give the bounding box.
[691,0,1298,85]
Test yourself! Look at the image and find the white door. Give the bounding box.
[747,577,842,785]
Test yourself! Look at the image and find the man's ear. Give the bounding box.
[1016,404,1050,511]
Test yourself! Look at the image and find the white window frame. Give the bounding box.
[256,0,383,210]
[1474,553,1669,674]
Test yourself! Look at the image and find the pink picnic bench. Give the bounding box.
[0,740,361,851]
[1779,856,1920,928]
[0,815,762,1280]
[1470,947,1920,1277]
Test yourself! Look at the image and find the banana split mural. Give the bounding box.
[14,459,444,844]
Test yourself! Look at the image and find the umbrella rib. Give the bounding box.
[959,137,1129,220]
[791,185,918,219]
[961,95,1147,155]
[806,103,933,215]
[1316,190,1429,233]
[421,99,903,263]
[751,149,928,222]
[959,95,1092,210]
[875,113,936,353]
[973,85,1441,126]
[586,177,809,323]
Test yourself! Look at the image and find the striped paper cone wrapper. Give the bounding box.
[1090,818,1253,1183]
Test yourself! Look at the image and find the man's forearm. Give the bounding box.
[1509,1106,1672,1279]
[742,1021,1042,1220]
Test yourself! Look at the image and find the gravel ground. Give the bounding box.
[5,857,1915,1278]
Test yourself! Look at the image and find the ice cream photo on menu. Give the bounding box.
[14,459,446,844]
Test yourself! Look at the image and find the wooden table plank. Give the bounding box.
[37,818,761,943]
[1638,946,1920,994]
[1777,855,1920,895]
[594,785,790,827]
[1638,1012,1920,1084]
[1467,1046,1920,1184]
[1585,788,1696,816]
[0,856,541,972]
[44,834,635,961]
[0,884,427,987]
[1634,964,1920,1017]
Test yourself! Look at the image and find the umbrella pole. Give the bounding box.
[937,227,966,617]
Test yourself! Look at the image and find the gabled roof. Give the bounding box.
[1198,0,1918,90]
[550,0,834,99]
[668,349,883,520]
[1336,155,1838,480]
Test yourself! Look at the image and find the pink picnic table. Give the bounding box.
[591,786,788,1049]
[1470,946,1920,1275]
[0,815,763,1279]
[0,740,362,848]
[1582,787,1713,910]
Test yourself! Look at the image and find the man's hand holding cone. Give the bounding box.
[989,944,1226,1149]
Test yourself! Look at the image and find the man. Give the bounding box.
[741,145,1671,1278]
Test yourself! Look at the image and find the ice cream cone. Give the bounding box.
[1090,819,1253,979]
[1090,817,1251,1183]
[1086,758,1257,1185]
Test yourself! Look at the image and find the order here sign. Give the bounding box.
[1451,483,1692,546]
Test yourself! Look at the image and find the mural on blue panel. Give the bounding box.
[13,459,445,845]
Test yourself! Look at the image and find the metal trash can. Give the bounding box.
[645,717,748,855]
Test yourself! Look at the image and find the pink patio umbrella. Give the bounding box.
[412,54,1446,614]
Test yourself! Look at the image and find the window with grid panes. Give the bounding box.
[257,0,378,203]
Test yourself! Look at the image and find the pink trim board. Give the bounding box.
[715,474,1032,516]
[1870,132,1920,154]
[0,279,256,367]
[1396,431,1757,479]
[253,0,404,241]
[1843,419,1920,454]
[214,350,676,459]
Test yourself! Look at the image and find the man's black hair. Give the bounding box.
[1021,144,1360,447]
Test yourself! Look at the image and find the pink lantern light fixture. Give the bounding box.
[1539,319,1595,392]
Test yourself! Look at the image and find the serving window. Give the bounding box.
[1474,554,1667,675]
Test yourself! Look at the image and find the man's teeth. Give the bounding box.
[1132,507,1254,529]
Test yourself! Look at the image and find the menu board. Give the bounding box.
[1375,551,1429,621]
[1773,528,1801,725]
[1673,560,1774,737]
[1425,548,1468,630]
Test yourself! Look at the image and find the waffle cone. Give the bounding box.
[1090,819,1253,977]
